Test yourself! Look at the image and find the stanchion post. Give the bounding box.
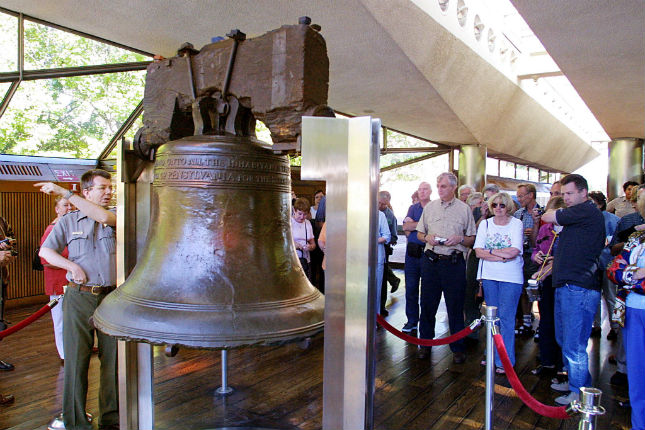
[484,306,498,430]
[567,387,605,430]
[216,349,234,395]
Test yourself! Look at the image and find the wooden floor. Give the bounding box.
[0,270,632,430]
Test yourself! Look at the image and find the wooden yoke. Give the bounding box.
[136,18,331,157]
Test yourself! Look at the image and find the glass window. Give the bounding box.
[516,164,528,180]
[486,157,499,176]
[528,167,539,182]
[23,20,146,70]
[539,170,550,183]
[385,129,441,150]
[0,71,145,158]
[0,82,12,99]
[500,160,515,178]
[0,12,17,72]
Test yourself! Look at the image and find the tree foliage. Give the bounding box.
[0,16,147,158]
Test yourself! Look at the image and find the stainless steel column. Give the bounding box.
[458,144,487,191]
[216,350,234,395]
[301,116,380,430]
[484,306,498,430]
[608,138,644,200]
[116,139,155,430]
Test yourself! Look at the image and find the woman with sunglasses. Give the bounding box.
[474,192,524,373]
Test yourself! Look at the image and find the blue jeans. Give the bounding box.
[482,280,522,367]
[554,284,600,394]
[625,306,645,430]
[419,257,466,353]
[404,254,423,326]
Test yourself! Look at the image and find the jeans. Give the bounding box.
[594,272,618,329]
[624,306,645,430]
[404,254,423,326]
[482,280,522,367]
[554,284,600,394]
[419,257,466,353]
[464,251,481,335]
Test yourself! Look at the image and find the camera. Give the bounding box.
[435,237,447,244]
[526,278,542,302]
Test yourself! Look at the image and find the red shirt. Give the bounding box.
[40,223,68,295]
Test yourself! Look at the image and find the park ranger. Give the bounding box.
[36,169,118,430]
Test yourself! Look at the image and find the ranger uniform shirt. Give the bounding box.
[416,197,476,256]
[42,209,116,287]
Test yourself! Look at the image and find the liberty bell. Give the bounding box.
[93,21,330,348]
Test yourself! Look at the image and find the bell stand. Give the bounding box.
[115,115,382,429]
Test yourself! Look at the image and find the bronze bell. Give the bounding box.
[93,134,325,348]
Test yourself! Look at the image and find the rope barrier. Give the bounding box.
[0,297,60,340]
[376,314,479,346]
[493,333,570,420]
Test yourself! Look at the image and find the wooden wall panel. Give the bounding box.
[1,191,56,305]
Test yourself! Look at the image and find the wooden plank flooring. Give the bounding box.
[0,270,631,429]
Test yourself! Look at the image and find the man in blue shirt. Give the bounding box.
[401,182,432,333]
[542,174,605,405]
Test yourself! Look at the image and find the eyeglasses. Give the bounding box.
[86,185,113,192]
[491,203,506,209]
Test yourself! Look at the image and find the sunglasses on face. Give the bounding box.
[491,203,506,208]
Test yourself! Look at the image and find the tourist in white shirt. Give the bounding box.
[474,192,524,373]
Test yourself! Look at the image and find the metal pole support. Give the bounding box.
[484,305,498,430]
[216,349,234,395]
[566,387,605,430]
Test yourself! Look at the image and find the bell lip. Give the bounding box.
[93,311,324,350]
[93,288,325,350]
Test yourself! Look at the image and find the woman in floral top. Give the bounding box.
[474,192,524,372]
[607,196,645,430]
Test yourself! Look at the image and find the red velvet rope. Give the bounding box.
[493,333,570,419]
[0,302,56,340]
[376,314,474,346]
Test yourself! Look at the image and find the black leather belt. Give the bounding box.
[68,282,116,295]
[436,252,463,260]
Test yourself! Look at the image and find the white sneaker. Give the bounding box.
[555,391,579,405]
[550,381,569,392]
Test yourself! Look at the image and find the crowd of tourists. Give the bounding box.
[383,173,643,428]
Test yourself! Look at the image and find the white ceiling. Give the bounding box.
[1,0,637,172]
[512,0,645,140]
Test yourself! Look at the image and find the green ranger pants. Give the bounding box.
[63,287,118,430]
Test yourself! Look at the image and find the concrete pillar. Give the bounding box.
[458,144,487,191]
[608,138,644,200]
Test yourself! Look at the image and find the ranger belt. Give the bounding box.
[67,282,116,295]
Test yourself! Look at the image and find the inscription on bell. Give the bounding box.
[156,155,290,174]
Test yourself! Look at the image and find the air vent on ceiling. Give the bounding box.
[0,164,44,177]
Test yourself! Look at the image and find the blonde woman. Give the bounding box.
[474,192,524,372]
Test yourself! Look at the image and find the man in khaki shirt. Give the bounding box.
[36,169,118,430]
[416,172,476,363]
